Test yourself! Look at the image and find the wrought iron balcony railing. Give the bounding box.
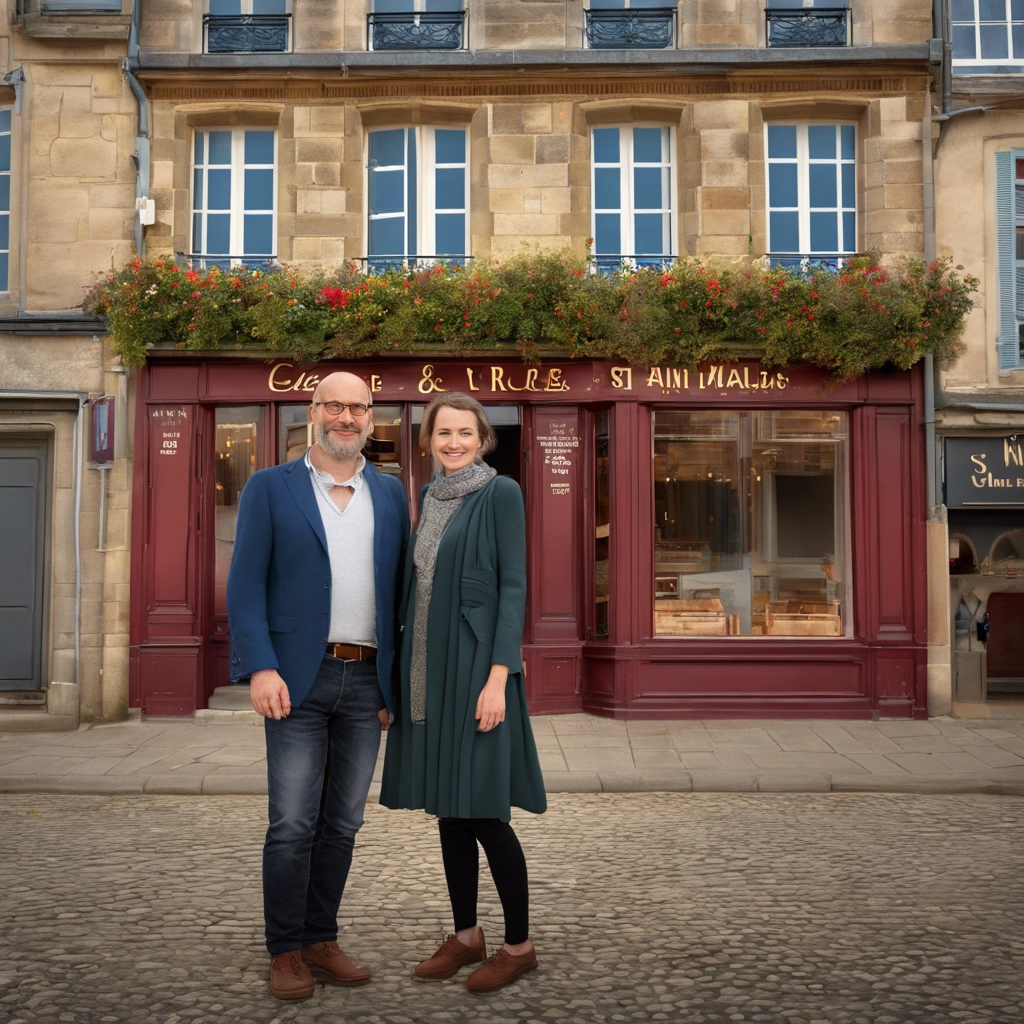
[766,252,861,272]
[367,11,466,51]
[204,13,291,53]
[765,7,851,47]
[588,254,677,274]
[360,254,471,273]
[184,253,278,271]
[584,7,677,49]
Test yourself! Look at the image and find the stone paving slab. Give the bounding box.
[2,714,1024,796]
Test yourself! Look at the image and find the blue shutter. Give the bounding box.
[996,150,1020,371]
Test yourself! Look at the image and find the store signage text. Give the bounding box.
[945,436,1024,507]
[609,365,789,391]
[268,363,384,394]
[151,407,189,456]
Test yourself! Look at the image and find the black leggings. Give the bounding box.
[437,817,530,946]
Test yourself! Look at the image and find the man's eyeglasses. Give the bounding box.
[313,401,372,417]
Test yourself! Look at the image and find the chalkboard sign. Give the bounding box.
[945,436,1024,507]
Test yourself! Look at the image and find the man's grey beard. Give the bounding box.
[316,420,369,460]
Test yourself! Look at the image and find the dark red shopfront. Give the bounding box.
[129,355,929,720]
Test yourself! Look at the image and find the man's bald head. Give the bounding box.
[311,371,372,406]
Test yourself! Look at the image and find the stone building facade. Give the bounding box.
[0,0,137,729]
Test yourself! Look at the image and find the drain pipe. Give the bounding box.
[124,0,149,257]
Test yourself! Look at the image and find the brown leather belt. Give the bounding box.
[326,643,376,662]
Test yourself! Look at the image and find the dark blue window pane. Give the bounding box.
[633,127,663,164]
[634,213,664,255]
[808,125,836,160]
[207,169,231,211]
[0,253,8,292]
[0,214,9,251]
[206,214,230,254]
[951,0,974,17]
[253,0,286,13]
[841,163,855,208]
[953,24,977,56]
[767,0,803,7]
[633,167,663,210]
[435,213,464,255]
[435,167,464,210]
[594,167,620,210]
[0,110,10,133]
[194,132,204,165]
[1014,0,1024,17]
[589,0,625,8]
[810,211,838,252]
[209,0,241,14]
[244,130,275,165]
[425,0,463,9]
[192,213,203,253]
[193,168,203,210]
[842,211,856,251]
[840,125,855,160]
[981,23,1009,56]
[0,134,9,174]
[208,131,232,165]
[369,128,405,168]
[375,0,414,10]
[768,163,798,207]
[368,216,404,257]
[243,213,274,256]
[434,128,465,164]
[370,169,404,215]
[767,125,797,159]
[593,127,619,165]
[594,212,621,254]
[245,168,274,211]
[407,128,417,257]
[0,175,9,211]
[979,0,1004,19]
[809,164,837,208]
[769,210,799,252]
[1014,23,1024,55]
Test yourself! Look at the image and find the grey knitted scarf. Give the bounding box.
[409,461,496,723]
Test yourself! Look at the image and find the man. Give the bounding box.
[227,371,408,1000]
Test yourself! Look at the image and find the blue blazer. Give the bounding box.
[226,454,409,714]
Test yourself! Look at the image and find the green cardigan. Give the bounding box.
[379,475,546,822]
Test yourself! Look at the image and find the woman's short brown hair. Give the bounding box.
[418,392,497,457]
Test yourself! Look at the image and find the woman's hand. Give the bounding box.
[476,665,508,732]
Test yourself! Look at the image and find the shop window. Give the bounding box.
[368,0,466,51]
[191,128,276,269]
[994,150,1024,370]
[584,1,677,50]
[367,126,468,272]
[0,109,10,291]
[594,410,611,637]
[765,123,856,270]
[591,125,675,273]
[988,527,1024,566]
[653,409,849,637]
[949,533,979,575]
[278,403,404,476]
[204,0,291,54]
[952,0,1024,69]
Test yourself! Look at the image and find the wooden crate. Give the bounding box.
[766,612,841,637]
[655,598,724,614]
[656,613,728,636]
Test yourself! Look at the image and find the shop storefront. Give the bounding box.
[130,355,928,719]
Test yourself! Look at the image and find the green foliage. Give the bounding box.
[83,252,976,381]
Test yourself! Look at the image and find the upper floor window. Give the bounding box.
[191,129,276,269]
[40,1,122,10]
[591,125,675,273]
[368,0,465,51]
[584,0,677,49]
[0,109,9,291]
[765,0,850,48]
[367,126,468,272]
[952,0,1024,68]
[995,150,1024,371]
[205,0,291,54]
[766,123,856,269]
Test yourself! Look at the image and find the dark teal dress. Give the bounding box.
[379,475,546,822]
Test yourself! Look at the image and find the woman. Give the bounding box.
[380,391,546,994]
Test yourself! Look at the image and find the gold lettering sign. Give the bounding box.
[618,363,789,392]
[268,362,375,395]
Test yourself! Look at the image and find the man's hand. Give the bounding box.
[378,708,390,731]
[476,665,508,732]
[251,669,291,719]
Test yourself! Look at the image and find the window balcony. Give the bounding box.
[766,252,861,272]
[367,11,466,51]
[584,7,677,49]
[184,253,278,271]
[765,7,851,47]
[358,255,471,273]
[204,13,291,53]
[588,254,677,274]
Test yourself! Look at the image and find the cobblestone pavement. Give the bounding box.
[2,792,1023,1024]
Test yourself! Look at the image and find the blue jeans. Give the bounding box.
[262,656,384,956]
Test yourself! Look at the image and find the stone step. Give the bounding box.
[207,685,253,712]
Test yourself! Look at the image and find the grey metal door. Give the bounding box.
[0,443,47,690]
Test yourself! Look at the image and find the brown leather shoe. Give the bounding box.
[269,951,315,1000]
[415,931,487,980]
[301,941,372,986]
[465,945,538,993]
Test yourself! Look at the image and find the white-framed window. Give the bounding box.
[191,128,277,268]
[205,0,291,54]
[766,123,856,264]
[952,0,1024,68]
[41,1,122,10]
[591,125,675,272]
[368,0,465,51]
[995,150,1024,371]
[366,126,468,271]
[0,109,10,292]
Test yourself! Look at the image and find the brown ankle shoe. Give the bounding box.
[301,941,371,986]
[415,931,487,980]
[465,945,538,993]
[269,951,315,1000]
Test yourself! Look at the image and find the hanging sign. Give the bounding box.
[945,436,1024,507]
